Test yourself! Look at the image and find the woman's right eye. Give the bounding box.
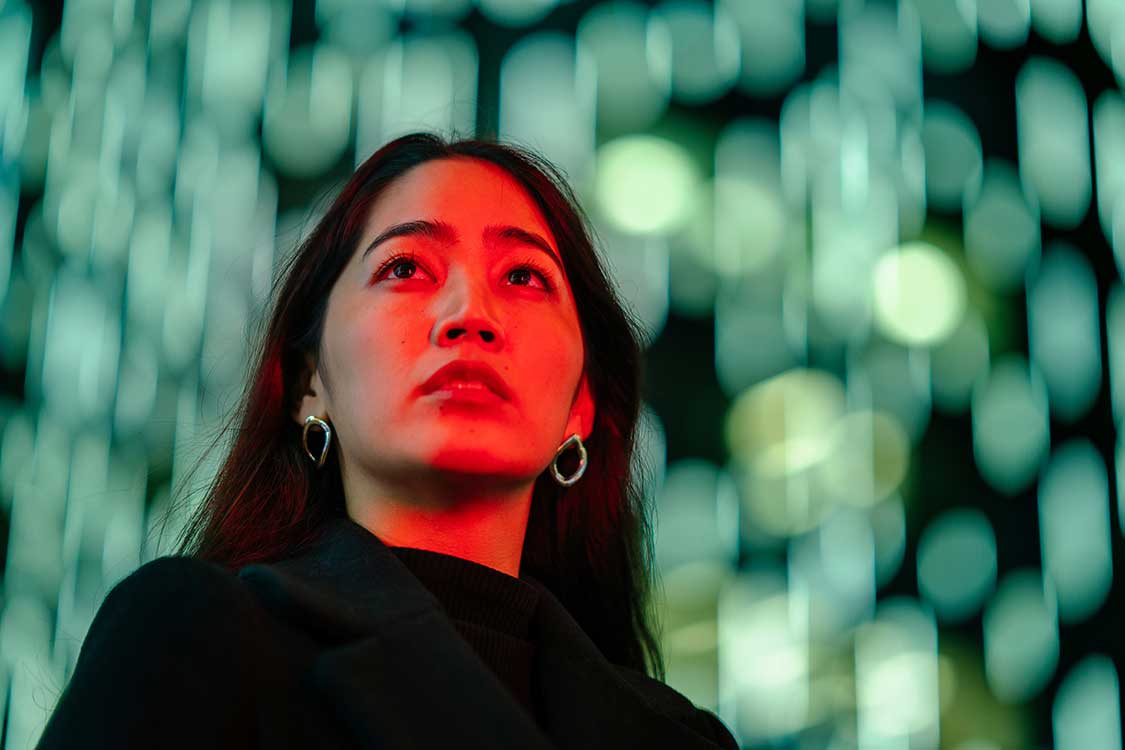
[373,252,427,282]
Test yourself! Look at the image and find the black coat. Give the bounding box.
[35,512,740,749]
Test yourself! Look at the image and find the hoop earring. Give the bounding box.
[550,433,587,487]
[302,415,332,469]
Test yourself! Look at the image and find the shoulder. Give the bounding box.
[36,557,264,747]
[65,556,269,703]
[109,554,240,590]
[100,555,255,617]
[612,665,699,717]
[613,666,739,748]
[83,556,266,656]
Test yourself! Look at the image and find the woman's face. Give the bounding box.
[294,157,595,494]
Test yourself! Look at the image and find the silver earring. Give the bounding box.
[550,433,587,487]
[302,415,332,468]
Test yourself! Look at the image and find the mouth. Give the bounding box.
[422,381,508,405]
[419,360,513,402]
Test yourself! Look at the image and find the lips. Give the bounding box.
[420,360,513,401]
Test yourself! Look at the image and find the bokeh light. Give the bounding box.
[983,568,1059,703]
[917,507,998,623]
[872,240,967,347]
[595,134,699,235]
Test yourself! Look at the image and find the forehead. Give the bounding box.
[363,157,557,250]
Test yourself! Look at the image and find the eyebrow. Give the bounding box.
[360,219,563,273]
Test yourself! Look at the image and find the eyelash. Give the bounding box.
[372,252,555,292]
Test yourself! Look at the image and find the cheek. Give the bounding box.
[334,309,421,403]
[515,321,583,395]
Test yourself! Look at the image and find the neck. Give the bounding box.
[343,475,536,579]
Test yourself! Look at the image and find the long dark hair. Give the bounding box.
[163,132,664,680]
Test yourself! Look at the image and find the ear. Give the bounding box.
[564,368,596,443]
[291,351,329,427]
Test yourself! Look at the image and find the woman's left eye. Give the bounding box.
[506,261,554,291]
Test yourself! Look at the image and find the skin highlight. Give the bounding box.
[291,157,596,579]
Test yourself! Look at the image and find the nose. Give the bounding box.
[436,316,501,348]
[432,272,505,351]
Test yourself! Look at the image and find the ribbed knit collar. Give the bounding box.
[385,546,541,641]
[386,545,543,719]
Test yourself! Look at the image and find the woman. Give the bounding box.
[34,132,739,749]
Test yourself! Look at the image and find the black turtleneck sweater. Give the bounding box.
[387,547,542,722]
